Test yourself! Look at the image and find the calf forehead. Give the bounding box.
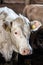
[12,18,25,27]
[12,17,30,32]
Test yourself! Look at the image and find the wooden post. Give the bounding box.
[25,0,30,5]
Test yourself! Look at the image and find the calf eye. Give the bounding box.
[15,32,17,34]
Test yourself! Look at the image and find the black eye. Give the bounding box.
[15,32,17,34]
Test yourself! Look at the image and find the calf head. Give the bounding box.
[10,17,32,55]
[3,17,42,56]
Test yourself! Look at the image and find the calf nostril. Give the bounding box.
[21,49,32,55]
[23,50,26,53]
[23,49,30,54]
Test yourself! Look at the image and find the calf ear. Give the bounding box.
[2,22,12,32]
[30,20,42,32]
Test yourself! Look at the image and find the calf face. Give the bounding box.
[10,18,32,55]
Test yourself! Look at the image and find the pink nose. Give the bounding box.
[21,49,31,55]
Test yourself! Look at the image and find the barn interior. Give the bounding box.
[0,0,43,65]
